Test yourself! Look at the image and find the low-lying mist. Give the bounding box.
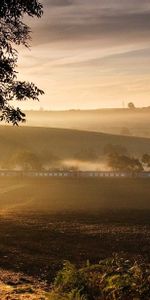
[52,159,110,171]
[25,108,150,138]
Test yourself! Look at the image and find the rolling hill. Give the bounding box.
[24,108,150,138]
[0,126,150,164]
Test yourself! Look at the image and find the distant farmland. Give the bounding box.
[0,126,150,164]
[24,108,150,138]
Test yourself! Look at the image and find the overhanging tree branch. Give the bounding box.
[0,0,44,124]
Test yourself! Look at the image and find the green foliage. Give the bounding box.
[54,261,87,296]
[47,289,87,300]
[48,257,150,300]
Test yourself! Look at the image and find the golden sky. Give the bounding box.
[18,0,150,110]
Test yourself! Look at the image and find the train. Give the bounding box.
[0,170,150,178]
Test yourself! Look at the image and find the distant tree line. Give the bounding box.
[108,153,143,172]
[1,150,60,171]
[1,145,150,172]
[105,143,150,172]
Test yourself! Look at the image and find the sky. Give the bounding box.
[18,0,150,110]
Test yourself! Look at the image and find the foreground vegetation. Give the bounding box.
[1,256,150,299]
[47,257,150,300]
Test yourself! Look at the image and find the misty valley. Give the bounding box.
[0,117,150,299]
[1,0,150,298]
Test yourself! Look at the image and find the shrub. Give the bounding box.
[48,256,150,300]
[53,261,87,296]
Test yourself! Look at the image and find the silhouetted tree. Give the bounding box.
[142,154,150,168]
[128,102,135,109]
[108,153,143,172]
[7,150,42,170]
[0,0,44,125]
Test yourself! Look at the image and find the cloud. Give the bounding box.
[18,0,150,110]
[29,0,150,47]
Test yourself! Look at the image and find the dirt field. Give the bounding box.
[0,210,150,282]
[0,177,149,283]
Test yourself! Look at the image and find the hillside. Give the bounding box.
[24,108,150,138]
[0,126,150,164]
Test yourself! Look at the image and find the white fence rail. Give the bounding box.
[0,171,150,178]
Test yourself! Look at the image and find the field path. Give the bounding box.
[0,183,34,217]
[0,183,25,195]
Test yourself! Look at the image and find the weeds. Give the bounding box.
[47,256,150,300]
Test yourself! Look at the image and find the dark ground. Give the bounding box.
[0,210,150,282]
[0,177,149,283]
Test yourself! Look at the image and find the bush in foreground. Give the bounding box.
[47,256,150,300]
